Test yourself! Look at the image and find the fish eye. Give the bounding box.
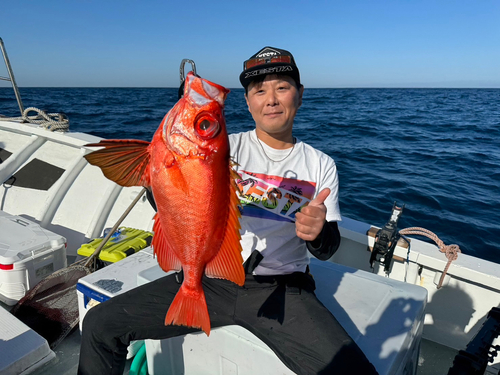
[195,113,220,140]
[199,120,210,131]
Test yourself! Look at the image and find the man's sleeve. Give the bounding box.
[306,221,341,261]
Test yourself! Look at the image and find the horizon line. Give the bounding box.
[2,86,500,90]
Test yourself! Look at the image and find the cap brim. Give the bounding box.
[239,63,300,89]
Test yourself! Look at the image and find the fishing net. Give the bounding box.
[10,264,91,349]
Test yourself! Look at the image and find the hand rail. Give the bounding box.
[0,37,24,116]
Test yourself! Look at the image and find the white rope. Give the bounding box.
[0,107,69,132]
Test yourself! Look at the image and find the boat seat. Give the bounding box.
[137,258,428,375]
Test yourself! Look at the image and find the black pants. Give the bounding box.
[78,271,377,375]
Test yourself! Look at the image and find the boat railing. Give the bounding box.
[0,37,24,116]
[0,37,69,132]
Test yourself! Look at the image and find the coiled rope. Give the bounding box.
[399,227,461,289]
[0,107,69,132]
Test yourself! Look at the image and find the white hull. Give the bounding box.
[1,119,499,374]
[0,120,156,254]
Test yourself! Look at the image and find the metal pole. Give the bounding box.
[0,37,25,115]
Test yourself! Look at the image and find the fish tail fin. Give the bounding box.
[165,284,211,336]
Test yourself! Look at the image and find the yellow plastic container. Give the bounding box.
[78,227,153,263]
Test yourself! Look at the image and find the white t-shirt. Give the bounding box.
[229,130,341,275]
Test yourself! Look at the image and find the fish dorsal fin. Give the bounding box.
[152,214,182,272]
[84,140,151,187]
[205,166,245,286]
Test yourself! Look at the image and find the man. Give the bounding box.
[78,47,377,375]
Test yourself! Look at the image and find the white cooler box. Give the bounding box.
[0,211,67,305]
[76,247,160,358]
[138,258,428,375]
[0,305,55,375]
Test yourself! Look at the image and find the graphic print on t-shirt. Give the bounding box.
[235,170,316,222]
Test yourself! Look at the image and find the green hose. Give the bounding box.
[129,342,148,375]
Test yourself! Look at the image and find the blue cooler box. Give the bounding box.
[76,247,160,358]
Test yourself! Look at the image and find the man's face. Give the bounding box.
[245,75,304,140]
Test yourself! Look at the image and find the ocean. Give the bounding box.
[1,87,499,264]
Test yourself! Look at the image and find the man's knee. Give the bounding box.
[81,302,129,353]
[81,303,104,333]
[81,302,120,344]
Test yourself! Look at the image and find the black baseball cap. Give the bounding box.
[239,46,301,89]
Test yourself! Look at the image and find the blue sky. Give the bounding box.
[1,0,499,88]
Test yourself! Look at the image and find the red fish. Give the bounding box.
[84,72,244,335]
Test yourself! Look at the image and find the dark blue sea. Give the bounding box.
[1,87,499,264]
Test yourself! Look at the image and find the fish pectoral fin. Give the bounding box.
[205,177,245,286]
[168,163,189,193]
[84,139,151,187]
[152,214,182,272]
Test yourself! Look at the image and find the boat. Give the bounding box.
[1,37,499,375]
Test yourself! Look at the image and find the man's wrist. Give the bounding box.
[306,221,341,261]
[307,224,326,249]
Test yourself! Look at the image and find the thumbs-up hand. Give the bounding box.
[295,188,330,242]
